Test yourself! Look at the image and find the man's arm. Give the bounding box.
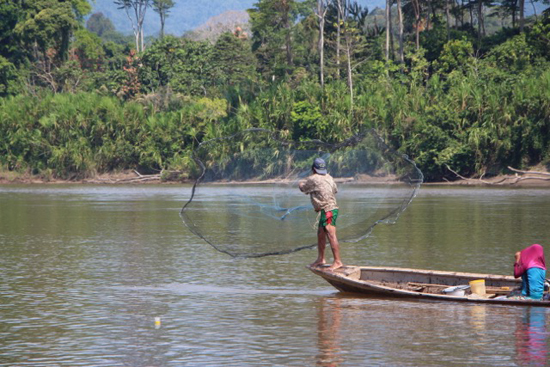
[299,178,314,194]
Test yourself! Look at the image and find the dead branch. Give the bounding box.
[446,165,510,185]
[83,169,186,184]
[512,176,550,184]
[507,166,550,177]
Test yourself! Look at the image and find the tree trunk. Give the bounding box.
[455,0,459,28]
[317,0,327,88]
[389,3,394,59]
[385,0,391,60]
[347,44,353,108]
[530,0,538,21]
[336,0,342,79]
[397,0,404,63]
[446,0,451,41]
[477,0,483,41]
[512,1,516,29]
[134,31,140,52]
[469,2,473,28]
[481,2,486,36]
[519,0,525,32]
[342,0,353,107]
[282,0,292,68]
[412,0,421,50]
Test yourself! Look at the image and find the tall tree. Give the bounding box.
[86,12,116,37]
[12,0,91,92]
[0,1,25,65]
[519,0,525,31]
[152,0,174,38]
[445,0,451,40]
[343,0,353,106]
[16,0,80,62]
[248,0,303,78]
[333,0,344,77]
[501,0,518,28]
[397,0,404,62]
[212,32,257,87]
[114,0,150,52]
[316,0,328,88]
[385,0,391,60]
[411,0,422,50]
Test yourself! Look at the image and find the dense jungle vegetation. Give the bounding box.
[1,0,550,181]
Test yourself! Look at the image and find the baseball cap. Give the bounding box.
[312,157,327,175]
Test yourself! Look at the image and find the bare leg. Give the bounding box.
[325,224,343,270]
[310,226,327,268]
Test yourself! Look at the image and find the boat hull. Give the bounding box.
[309,265,550,307]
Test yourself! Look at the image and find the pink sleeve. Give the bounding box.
[514,262,524,278]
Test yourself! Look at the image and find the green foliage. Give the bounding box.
[528,15,550,59]
[2,0,550,182]
[212,32,257,87]
[139,36,217,96]
[0,1,26,65]
[72,28,106,70]
[248,0,311,78]
[0,56,21,96]
[70,0,92,20]
[15,0,79,61]
[419,16,449,62]
[0,92,231,178]
[291,100,324,141]
[485,33,536,72]
[434,38,474,74]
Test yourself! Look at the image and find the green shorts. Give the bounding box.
[320,209,338,228]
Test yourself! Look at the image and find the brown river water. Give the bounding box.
[1,185,549,366]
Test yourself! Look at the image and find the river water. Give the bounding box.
[1,185,549,366]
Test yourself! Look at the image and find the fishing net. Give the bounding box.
[180,128,423,258]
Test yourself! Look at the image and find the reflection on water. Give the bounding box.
[515,307,548,366]
[470,305,487,332]
[316,297,344,367]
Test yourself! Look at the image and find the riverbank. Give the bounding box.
[0,169,188,185]
[2,168,550,187]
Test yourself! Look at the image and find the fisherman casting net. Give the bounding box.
[180,128,423,258]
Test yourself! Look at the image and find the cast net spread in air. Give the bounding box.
[180,128,423,258]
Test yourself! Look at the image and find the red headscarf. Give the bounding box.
[514,244,546,278]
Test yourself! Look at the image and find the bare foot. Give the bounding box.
[326,261,343,271]
[309,259,326,268]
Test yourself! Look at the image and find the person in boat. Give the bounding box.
[299,157,343,271]
[513,244,547,300]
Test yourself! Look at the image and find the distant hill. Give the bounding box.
[90,0,386,36]
[186,10,250,42]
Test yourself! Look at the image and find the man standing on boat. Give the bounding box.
[299,157,343,271]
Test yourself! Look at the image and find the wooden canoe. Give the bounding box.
[308,265,550,307]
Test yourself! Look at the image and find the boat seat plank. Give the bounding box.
[406,282,514,295]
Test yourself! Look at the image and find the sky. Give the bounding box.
[92,0,386,36]
[92,0,547,37]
